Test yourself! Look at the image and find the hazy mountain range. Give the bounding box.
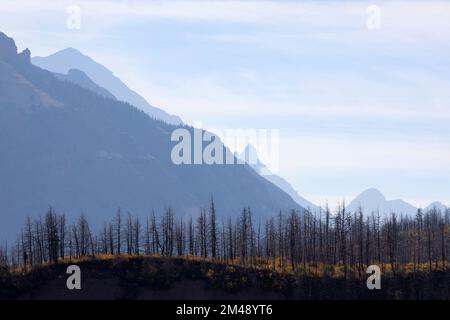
[0,31,447,242]
[30,42,449,219]
[32,48,183,125]
[0,32,302,241]
[347,188,448,217]
[239,145,448,217]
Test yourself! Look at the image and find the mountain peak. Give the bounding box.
[18,48,31,64]
[58,47,85,57]
[239,144,268,175]
[0,32,17,59]
[0,32,31,65]
[359,188,386,201]
[348,188,417,216]
[241,144,260,165]
[238,144,320,212]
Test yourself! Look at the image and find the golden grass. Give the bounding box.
[7,253,448,279]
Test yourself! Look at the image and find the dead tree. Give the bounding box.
[209,197,217,259]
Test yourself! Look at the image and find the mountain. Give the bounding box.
[347,188,417,216]
[31,48,183,125]
[0,32,302,241]
[240,145,320,212]
[424,201,448,213]
[53,69,116,100]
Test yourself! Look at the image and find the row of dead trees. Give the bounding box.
[1,199,449,276]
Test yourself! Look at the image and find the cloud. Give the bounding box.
[128,68,450,125]
[280,133,450,176]
[2,1,450,34]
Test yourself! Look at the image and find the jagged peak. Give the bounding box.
[241,144,260,164]
[18,48,31,64]
[0,32,30,65]
[0,32,18,59]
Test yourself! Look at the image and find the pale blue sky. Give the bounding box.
[1,0,450,207]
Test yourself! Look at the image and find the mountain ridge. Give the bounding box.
[53,68,116,100]
[32,47,183,125]
[0,32,303,241]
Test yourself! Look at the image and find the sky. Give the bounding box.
[1,0,450,208]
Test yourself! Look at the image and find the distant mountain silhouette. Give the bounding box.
[0,32,302,241]
[347,188,417,216]
[424,201,448,213]
[53,69,116,100]
[240,145,320,212]
[347,188,449,217]
[32,47,183,125]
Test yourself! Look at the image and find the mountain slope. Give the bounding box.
[53,69,116,100]
[0,32,302,241]
[32,48,182,125]
[240,145,320,212]
[347,188,417,216]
